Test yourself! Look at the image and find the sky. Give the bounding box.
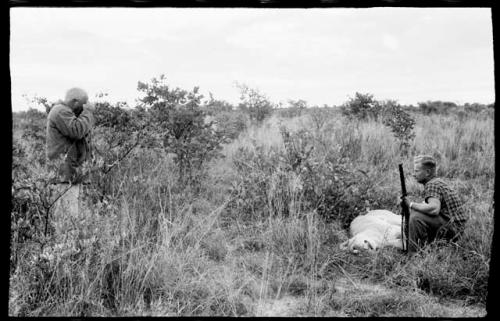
[10,7,495,111]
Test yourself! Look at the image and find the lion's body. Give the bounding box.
[340,210,403,253]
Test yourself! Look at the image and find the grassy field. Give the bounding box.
[10,106,493,316]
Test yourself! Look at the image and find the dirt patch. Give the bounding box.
[255,295,305,317]
[333,277,393,296]
[236,275,485,317]
[331,277,486,317]
[437,299,486,317]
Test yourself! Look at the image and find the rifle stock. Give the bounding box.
[398,163,410,252]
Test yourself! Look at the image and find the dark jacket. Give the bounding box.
[46,101,94,183]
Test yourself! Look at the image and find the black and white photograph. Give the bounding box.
[9,5,495,317]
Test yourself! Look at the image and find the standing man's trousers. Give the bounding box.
[52,183,81,244]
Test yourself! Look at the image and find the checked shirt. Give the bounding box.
[424,177,468,223]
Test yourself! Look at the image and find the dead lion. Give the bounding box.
[339,210,403,253]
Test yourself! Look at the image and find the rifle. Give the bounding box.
[398,163,410,252]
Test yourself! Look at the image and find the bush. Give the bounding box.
[138,75,229,189]
[307,106,333,133]
[235,82,275,124]
[418,101,457,115]
[204,93,234,115]
[341,92,382,121]
[278,99,307,118]
[229,126,380,227]
[230,142,281,220]
[11,126,63,276]
[380,100,416,156]
[211,110,249,140]
[87,101,152,205]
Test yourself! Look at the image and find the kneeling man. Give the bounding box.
[403,155,468,254]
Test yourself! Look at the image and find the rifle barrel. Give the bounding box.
[398,163,407,197]
[398,163,410,252]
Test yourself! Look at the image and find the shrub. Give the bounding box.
[230,143,282,220]
[11,131,63,276]
[464,103,487,114]
[380,100,416,157]
[418,101,457,115]
[138,75,229,189]
[204,93,234,115]
[230,125,377,226]
[279,99,307,118]
[341,92,382,121]
[11,163,118,316]
[22,94,53,114]
[279,125,314,173]
[235,82,275,124]
[212,110,249,140]
[88,101,151,204]
[307,106,333,133]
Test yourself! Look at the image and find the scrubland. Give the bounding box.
[10,98,494,316]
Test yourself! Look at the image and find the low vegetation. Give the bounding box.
[10,78,493,316]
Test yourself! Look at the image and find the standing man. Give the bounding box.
[46,87,95,241]
[402,155,468,254]
[47,87,95,182]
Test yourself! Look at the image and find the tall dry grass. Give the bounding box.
[10,108,493,316]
